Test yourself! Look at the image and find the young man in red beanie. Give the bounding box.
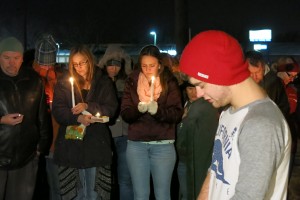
[180,30,291,200]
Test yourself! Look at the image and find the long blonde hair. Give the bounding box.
[68,45,95,101]
[68,45,95,90]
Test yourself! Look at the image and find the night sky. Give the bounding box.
[1,0,300,49]
[189,0,300,43]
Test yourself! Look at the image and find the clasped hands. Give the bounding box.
[138,101,158,115]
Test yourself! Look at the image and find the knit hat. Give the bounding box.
[0,37,24,54]
[180,30,250,86]
[35,34,57,66]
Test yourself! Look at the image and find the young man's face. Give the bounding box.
[189,77,231,108]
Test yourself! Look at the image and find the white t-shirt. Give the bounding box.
[208,98,291,200]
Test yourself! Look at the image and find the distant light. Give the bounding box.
[57,49,70,64]
[167,50,177,56]
[253,44,268,51]
[249,29,272,42]
[150,31,157,46]
[160,49,177,56]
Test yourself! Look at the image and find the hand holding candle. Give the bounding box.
[150,76,155,102]
[69,77,75,108]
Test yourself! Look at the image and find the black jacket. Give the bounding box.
[0,68,51,169]
[52,68,118,168]
[260,70,290,118]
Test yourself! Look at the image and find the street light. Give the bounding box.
[150,31,157,46]
[56,43,60,63]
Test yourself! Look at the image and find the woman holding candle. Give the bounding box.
[52,45,118,200]
[121,45,183,200]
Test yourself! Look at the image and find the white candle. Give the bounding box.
[150,76,155,102]
[69,77,75,107]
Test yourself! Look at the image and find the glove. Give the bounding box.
[148,101,158,115]
[138,102,148,113]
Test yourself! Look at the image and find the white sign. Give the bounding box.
[249,29,272,42]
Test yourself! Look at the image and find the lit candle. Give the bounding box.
[95,112,101,118]
[150,76,155,102]
[69,77,75,107]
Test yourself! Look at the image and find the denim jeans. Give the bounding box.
[114,136,133,200]
[46,152,61,200]
[177,161,187,200]
[76,167,98,200]
[126,140,176,200]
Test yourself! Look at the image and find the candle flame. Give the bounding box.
[151,76,155,82]
[69,77,74,84]
[95,112,101,118]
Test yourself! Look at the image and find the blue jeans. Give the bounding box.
[46,152,61,200]
[126,140,176,200]
[114,136,133,200]
[76,167,98,200]
[177,161,187,200]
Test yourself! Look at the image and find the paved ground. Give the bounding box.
[288,139,300,200]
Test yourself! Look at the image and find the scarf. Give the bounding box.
[137,72,162,102]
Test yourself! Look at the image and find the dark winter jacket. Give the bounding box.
[0,68,51,170]
[121,69,183,141]
[99,44,132,138]
[52,68,118,168]
[176,98,218,199]
[260,70,290,117]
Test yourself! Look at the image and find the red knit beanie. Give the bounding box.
[180,30,250,86]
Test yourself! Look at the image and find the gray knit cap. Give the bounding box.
[35,34,57,66]
[0,37,24,54]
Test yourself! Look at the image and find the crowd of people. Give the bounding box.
[0,30,299,200]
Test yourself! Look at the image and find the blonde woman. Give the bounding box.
[52,45,118,200]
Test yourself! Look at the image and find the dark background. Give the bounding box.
[1,0,300,51]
